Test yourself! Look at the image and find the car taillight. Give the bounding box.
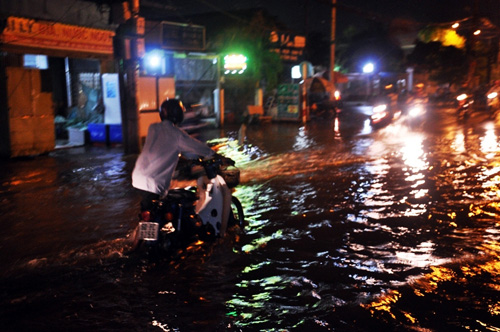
[141,210,151,222]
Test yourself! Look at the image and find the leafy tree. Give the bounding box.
[204,10,283,118]
[335,23,404,73]
[208,11,283,91]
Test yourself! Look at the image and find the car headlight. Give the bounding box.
[488,92,498,99]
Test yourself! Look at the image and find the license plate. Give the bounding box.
[137,222,159,241]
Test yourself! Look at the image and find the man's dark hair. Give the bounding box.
[160,99,185,124]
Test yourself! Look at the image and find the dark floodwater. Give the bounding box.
[1,106,500,331]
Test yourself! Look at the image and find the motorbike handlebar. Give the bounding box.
[192,154,235,169]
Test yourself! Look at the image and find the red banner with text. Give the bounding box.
[1,17,115,55]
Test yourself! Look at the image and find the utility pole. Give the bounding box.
[465,0,479,88]
[117,0,142,154]
[329,0,336,85]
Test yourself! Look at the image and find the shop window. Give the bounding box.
[79,73,101,89]
[23,54,48,70]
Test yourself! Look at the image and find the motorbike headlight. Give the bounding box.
[409,105,424,117]
[373,104,387,113]
[488,92,498,99]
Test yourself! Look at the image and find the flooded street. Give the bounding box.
[1,106,500,331]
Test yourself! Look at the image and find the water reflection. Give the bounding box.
[223,115,500,330]
[358,117,500,330]
[452,130,466,153]
[395,241,448,268]
[293,126,315,151]
[364,237,500,330]
[480,122,499,159]
[5,113,500,331]
[400,132,427,171]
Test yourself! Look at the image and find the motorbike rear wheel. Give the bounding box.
[229,196,245,228]
[128,223,177,258]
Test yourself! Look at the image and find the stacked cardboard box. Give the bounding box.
[7,67,55,157]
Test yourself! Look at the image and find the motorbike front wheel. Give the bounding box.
[229,196,245,229]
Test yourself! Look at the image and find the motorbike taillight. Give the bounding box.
[193,216,202,228]
[165,212,174,221]
[334,90,341,101]
[141,210,151,222]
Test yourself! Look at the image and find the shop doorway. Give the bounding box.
[49,58,104,147]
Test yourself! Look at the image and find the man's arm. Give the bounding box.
[177,129,214,158]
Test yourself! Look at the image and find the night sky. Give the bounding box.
[159,0,500,35]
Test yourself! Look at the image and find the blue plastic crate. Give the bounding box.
[87,123,106,143]
[108,124,122,143]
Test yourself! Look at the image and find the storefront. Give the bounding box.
[0,16,116,157]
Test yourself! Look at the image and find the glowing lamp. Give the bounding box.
[291,65,301,79]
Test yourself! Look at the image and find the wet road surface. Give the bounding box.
[1,105,500,331]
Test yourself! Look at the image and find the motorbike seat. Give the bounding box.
[165,188,198,204]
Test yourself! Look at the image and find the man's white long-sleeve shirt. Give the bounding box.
[132,120,214,194]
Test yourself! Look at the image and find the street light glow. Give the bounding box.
[147,54,161,68]
[474,30,481,35]
[363,63,374,73]
[452,23,459,29]
[144,49,165,74]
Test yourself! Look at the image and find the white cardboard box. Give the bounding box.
[68,128,86,146]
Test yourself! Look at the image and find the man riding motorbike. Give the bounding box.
[132,99,233,236]
[132,99,215,210]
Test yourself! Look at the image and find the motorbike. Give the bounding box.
[487,89,500,118]
[370,96,394,126]
[130,155,245,257]
[404,97,427,127]
[456,93,474,121]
